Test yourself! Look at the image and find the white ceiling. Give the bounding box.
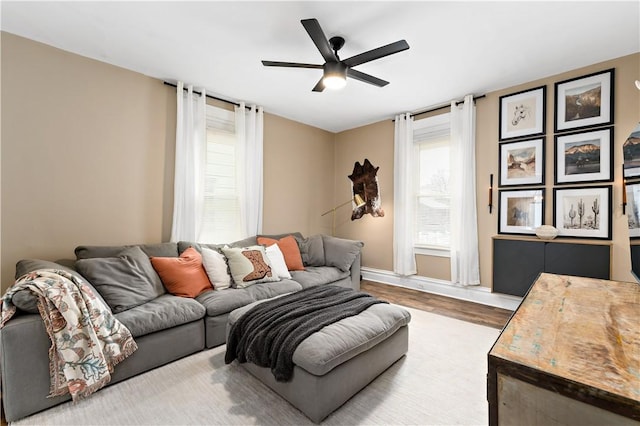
[2,1,639,133]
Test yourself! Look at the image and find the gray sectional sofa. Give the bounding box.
[0,232,363,422]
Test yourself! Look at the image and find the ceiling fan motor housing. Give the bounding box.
[324,61,347,79]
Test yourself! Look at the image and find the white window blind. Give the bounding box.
[199,105,242,243]
[414,113,451,249]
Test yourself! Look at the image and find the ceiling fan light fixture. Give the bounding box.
[323,62,347,90]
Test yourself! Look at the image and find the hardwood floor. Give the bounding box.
[361,280,513,329]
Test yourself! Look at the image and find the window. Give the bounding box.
[413,113,451,253]
[199,105,242,243]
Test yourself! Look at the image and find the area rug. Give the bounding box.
[12,306,500,425]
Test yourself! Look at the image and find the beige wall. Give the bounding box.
[334,52,640,287]
[262,113,335,236]
[334,120,394,270]
[0,33,336,292]
[1,33,175,290]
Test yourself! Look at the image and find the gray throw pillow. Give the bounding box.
[75,242,178,259]
[12,259,109,314]
[295,234,325,266]
[75,246,164,313]
[322,235,364,272]
[177,241,225,255]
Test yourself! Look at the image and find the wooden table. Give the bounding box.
[488,273,640,425]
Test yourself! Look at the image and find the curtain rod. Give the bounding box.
[163,81,250,110]
[393,94,486,121]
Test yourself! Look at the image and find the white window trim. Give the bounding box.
[414,245,451,257]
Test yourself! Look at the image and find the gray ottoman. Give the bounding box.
[227,302,411,423]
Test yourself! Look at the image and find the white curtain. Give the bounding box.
[170,82,207,242]
[235,102,264,238]
[393,113,417,276]
[450,95,480,286]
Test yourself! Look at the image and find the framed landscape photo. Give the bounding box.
[554,68,614,133]
[553,186,612,240]
[554,127,613,185]
[626,182,640,238]
[499,86,546,141]
[623,122,640,179]
[499,138,545,187]
[498,188,545,235]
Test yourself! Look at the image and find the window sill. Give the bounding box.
[414,246,450,258]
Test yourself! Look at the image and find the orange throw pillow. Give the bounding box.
[257,235,304,271]
[150,247,213,298]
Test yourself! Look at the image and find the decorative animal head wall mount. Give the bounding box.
[348,158,384,220]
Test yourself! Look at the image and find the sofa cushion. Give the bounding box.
[177,241,225,255]
[75,246,165,313]
[293,303,411,376]
[295,234,325,267]
[230,236,258,248]
[196,279,302,317]
[114,294,205,338]
[257,235,304,271]
[222,245,280,288]
[12,259,110,314]
[322,235,364,272]
[200,247,232,290]
[290,266,351,289]
[150,247,213,298]
[75,242,178,259]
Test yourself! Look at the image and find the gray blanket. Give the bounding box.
[225,285,386,381]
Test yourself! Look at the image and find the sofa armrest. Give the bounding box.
[1,314,70,421]
[350,253,361,290]
[320,235,363,290]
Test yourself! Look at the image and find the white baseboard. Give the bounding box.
[361,267,522,311]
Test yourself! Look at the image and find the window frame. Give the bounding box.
[200,104,242,243]
[413,112,452,257]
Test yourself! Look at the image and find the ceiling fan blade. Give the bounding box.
[262,61,323,69]
[312,77,325,92]
[343,40,409,67]
[347,68,389,87]
[301,18,338,63]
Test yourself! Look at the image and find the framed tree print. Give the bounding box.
[499,138,545,187]
[553,186,612,240]
[626,181,640,238]
[499,86,546,141]
[498,188,545,235]
[554,68,614,133]
[554,127,613,185]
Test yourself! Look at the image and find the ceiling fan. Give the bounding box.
[261,18,409,92]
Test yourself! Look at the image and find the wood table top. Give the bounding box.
[489,273,640,404]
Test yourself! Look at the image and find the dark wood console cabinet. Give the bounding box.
[492,236,611,296]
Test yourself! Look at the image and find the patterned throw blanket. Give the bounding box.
[225,285,386,381]
[0,269,137,401]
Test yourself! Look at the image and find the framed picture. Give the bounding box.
[553,186,612,240]
[554,128,613,185]
[499,138,545,187]
[554,68,614,133]
[623,122,640,179]
[499,86,546,141]
[626,182,640,238]
[498,188,545,235]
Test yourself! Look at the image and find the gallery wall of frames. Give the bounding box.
[497,68,615,240]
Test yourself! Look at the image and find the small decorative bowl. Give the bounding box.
[535,225,558,240]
